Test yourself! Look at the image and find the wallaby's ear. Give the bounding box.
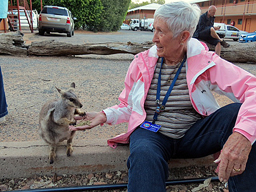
[71,82,75,89]
[55,86,62,93]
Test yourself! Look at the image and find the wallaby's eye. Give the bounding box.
[69,98,74,102]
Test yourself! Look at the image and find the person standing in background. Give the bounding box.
[0,0,9,123]
[0,0,8,23]
[0,66,8,123]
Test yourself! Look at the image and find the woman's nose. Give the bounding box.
[152,32,158,43]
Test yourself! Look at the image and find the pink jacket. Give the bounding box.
[104,38,256,148]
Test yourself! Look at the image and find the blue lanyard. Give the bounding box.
[152,55,187,124]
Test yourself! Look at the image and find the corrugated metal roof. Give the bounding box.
[128,3,162,12]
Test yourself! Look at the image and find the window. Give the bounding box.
[201,2,204,7]
[227,19,231,24]
[240,0,245,2]
[229,0,233,3]
[238,19,242,25]
[227,26,239,31]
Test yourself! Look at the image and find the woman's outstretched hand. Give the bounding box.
[70,111,107,131]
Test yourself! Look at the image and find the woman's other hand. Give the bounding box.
[214,132,251,183]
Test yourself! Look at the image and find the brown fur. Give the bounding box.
[39,82,85,164]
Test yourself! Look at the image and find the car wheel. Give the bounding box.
[233,39,238,41]
[134,27,138,31]
[39,29,44,36]
[72,30,74,36]
[67,31,72,37]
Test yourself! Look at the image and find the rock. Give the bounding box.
[0,184,8,191]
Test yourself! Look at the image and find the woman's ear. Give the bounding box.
[180,31,190,44]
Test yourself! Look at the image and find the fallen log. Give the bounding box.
[27,40,153,56]
[206,43,256,63]
[0,31,28,56]
[1,31,256,63]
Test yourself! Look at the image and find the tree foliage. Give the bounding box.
[95,0,130,32]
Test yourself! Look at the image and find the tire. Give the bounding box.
[134,27,138,31]
[67,31,72,37]
[39,29,44,36]
[72,30,74,36]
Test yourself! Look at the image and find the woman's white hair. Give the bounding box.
[154,1,201,38]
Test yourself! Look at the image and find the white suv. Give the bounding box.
[38,6,75,37]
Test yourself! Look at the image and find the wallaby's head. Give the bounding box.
[55,82,83,108]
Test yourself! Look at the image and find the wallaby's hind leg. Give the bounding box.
[49,144,57,164]
[67,131,76,157]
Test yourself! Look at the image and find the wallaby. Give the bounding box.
[39,82,85,164]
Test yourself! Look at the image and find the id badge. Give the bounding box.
[140,121,161,132]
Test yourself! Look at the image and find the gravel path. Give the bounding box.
[1,54,255,143]
[0,54,134,142]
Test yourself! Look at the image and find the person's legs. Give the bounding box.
[227,142,256,192]
[174,103,256,192]
[198,27,229,55]
[176,103,241,158]
[0,66,8,122]
[210,27,221,40]
[215,42,221,56]
[127,127,175,192]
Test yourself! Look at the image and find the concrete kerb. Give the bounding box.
[0,139,216,180]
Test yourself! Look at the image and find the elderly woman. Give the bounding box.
[71,1,256,191]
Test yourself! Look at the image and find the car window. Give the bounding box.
[41,7,68,16]
[227,26,239,31]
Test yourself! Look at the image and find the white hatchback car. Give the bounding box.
[214,23,246,41]
[120,23,130,30]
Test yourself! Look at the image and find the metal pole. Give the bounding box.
[30,0,33,33]
[10,177,219,192]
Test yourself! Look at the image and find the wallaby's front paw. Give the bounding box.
[79,112,86,116]
[69,120,76,126]
[75,109,86,116]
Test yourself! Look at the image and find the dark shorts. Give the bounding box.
[198,27,220,46]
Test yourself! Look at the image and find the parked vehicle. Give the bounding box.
[120,23,130,30]
[129,19,140,31]
[239,31,256,43]
[148,23,154,32]
[214,23,246,41]
[129,18,154,31]
[7,9,38,30]
[38,5,75,37]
